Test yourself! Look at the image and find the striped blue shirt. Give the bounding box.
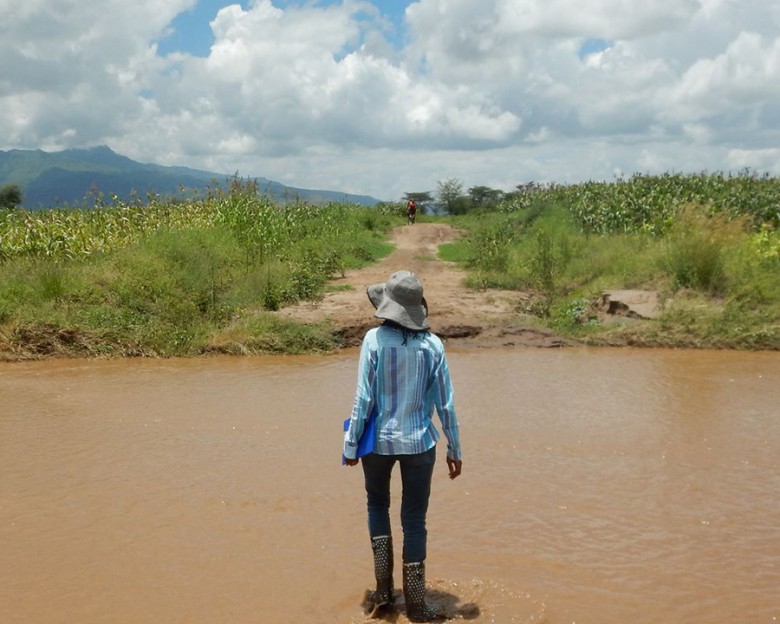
[343,325,462,460]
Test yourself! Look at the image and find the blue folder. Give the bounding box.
[342,409,376,464]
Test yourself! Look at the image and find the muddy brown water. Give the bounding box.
[1,348,778,624]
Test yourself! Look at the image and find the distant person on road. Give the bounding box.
[407,199,417,225]
[343,270,463,622]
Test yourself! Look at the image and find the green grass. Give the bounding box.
[326,284,356,293]
[204,313,337,355]
[441,195,779,349]
[0,192,396,359]
[438,242,472,264]
[2,172,779,356]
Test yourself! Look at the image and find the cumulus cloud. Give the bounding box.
[1,0,780,199]
[665,33,780,119]
[0,2,181,154]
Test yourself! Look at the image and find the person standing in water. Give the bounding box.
[343,270,463,622]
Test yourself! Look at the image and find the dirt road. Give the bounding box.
[275,223,575,349]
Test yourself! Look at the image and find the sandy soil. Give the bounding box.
[274,223,576,349]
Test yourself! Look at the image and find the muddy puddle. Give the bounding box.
[1,348,778,623]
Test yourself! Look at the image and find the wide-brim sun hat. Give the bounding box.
[367,270,430,331]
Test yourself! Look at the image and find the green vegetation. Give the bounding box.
[441,171,779,349]
[0,180,394,359]
[2,170,778,358]
[0,184,22,209]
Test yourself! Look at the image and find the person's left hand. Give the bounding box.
[344,457,359,466]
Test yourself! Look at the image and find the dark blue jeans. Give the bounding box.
[361,446,436,563]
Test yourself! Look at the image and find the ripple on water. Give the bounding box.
[347,577,548,624]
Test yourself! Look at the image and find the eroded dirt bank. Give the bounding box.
[274,222,576,349]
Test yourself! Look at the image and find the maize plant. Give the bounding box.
[495,171,780,236]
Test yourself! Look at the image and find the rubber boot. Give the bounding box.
[367,535,394,616]
[402,562,443,622]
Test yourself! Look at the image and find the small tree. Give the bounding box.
[468,185,504,210]
[0,184,22,209]
[403,192,434,215]
[436,178,465,215]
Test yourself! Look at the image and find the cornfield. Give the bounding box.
[500,171,780,236]
[0,181,396,357]
[0,182,377,264]
[0,199,218,262]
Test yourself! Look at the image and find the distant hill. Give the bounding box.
[0,146,380,209]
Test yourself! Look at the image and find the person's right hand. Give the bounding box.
[446,457,462,479]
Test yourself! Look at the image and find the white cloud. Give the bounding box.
[667,33,780,116]
[1,0,780,200]
[494,0,699,38]
[727,148,780,175]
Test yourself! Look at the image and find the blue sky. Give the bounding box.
[159,1,248,57]
[3,0,780,200]
[159,0,414,57]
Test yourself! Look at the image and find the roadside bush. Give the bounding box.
[562,233,662,291]
[468,217,518,274]
[142,227,243,319]
[659,206,745,294]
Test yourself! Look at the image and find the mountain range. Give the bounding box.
[0,146,380,209]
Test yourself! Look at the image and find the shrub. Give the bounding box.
[0,184,22,209]
[659,205,745,294]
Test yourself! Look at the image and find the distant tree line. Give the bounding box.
[402,178,545,216]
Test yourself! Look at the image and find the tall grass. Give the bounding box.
[443,173,779,349]
[0,184,394,358]
[658,206,746,293]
